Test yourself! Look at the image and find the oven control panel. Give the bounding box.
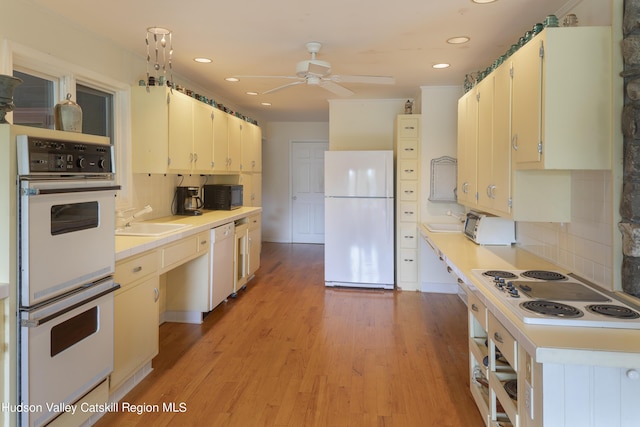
[17,135,114,175]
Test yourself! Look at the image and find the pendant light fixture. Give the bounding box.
[145,26,173,88]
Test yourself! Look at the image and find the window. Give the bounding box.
[77,84,113,140]
[12,70,56,129]
[13,70,114,143]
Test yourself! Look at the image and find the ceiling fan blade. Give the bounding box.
[233,75,300,80]
[319,81,354,97]
[330,75,396,85]
[263,81,305,94]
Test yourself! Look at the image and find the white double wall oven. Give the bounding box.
[17,131,120,427]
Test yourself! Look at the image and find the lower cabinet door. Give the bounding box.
[111,276,159,390]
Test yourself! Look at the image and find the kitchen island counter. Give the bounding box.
[115,207,261,261]
[420,224,640,368]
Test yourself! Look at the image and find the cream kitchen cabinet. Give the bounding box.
[511,27,611,170]
[468,291,519,426]
[112,250,159,391]
[457,29,614,221]
[395,114,421,291]
[247,213,261,278]
[457,90,478,206]
[232,213,262,294]
[234,219,249,293]
[132,86,215,174]
[476,65,512,217]
[241,172,262,207]
[240,120,262,172]
[224,115,244,173]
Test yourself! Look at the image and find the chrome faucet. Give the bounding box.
[117,205,153,227]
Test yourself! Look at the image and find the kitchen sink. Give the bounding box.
[115,222,191,237]
[424,223,463,233]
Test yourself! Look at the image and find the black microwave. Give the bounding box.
[203,184,243,210]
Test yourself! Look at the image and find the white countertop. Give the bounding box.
[420,224,640,369]
[115,207,261,261]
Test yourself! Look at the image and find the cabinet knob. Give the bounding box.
[471,303,479,312]
[627,369,640,380]
[154,287,159,302]
[132,266,143,273]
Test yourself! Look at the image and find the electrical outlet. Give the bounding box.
[525,380,534,420]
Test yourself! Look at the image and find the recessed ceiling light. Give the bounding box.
[261,102,271,106]
[447,36,470,44]
[225,77,239,82]
[194,57,212,63]
[433,63,451,69]
[472,0,497,3]
[246,91,258,96]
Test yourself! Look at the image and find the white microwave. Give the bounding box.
[464,211,515,245]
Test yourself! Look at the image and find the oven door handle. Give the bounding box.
[21,283,121,328]
[22,185,121,196]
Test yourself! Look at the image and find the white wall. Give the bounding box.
[328,99,407,150]
[262,121,329,242]
[419,86,464,223]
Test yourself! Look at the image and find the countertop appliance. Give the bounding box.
[203,184,243,210]
[324,150,395,289]
[176,186,202,216]
[472,269,640,329]
[464,211,515,245]
[17,133,120,426]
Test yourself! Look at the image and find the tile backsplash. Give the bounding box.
[516,170,613,288]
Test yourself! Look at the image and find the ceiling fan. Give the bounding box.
[235,42,395,97]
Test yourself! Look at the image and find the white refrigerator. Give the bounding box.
[324,150,395,289]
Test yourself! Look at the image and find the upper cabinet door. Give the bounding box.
[192,100,214,172]
[511,38,543,166]
[212,108,229,172]
[167,91,194,173]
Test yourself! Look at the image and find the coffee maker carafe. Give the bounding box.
[176,186,202,216]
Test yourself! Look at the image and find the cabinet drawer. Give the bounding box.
[248,213,261,230]
[115,251,158,288]
[397,116,420,138]
[398,139,418,159]
[399,160,418,180]
[161,235,198,271]
[399,181,418,201]
[467,290,487,331]
[196,230,210,253]
[489,312,517,370]
[398,249,418,282]
[398,225,418,249]
[399,202,418,222]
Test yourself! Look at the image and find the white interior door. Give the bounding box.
[291,141,328,243]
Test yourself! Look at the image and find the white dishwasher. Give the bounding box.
[209,222,235,310]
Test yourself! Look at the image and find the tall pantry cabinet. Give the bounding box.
[395,115,421,291]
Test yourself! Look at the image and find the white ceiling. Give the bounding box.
[34,0,575,122]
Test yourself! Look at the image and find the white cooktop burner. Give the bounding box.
[471,269,640,329]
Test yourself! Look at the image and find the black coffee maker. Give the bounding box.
[175,186,202,216]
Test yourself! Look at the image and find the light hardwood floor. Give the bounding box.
[95,243,483,426]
